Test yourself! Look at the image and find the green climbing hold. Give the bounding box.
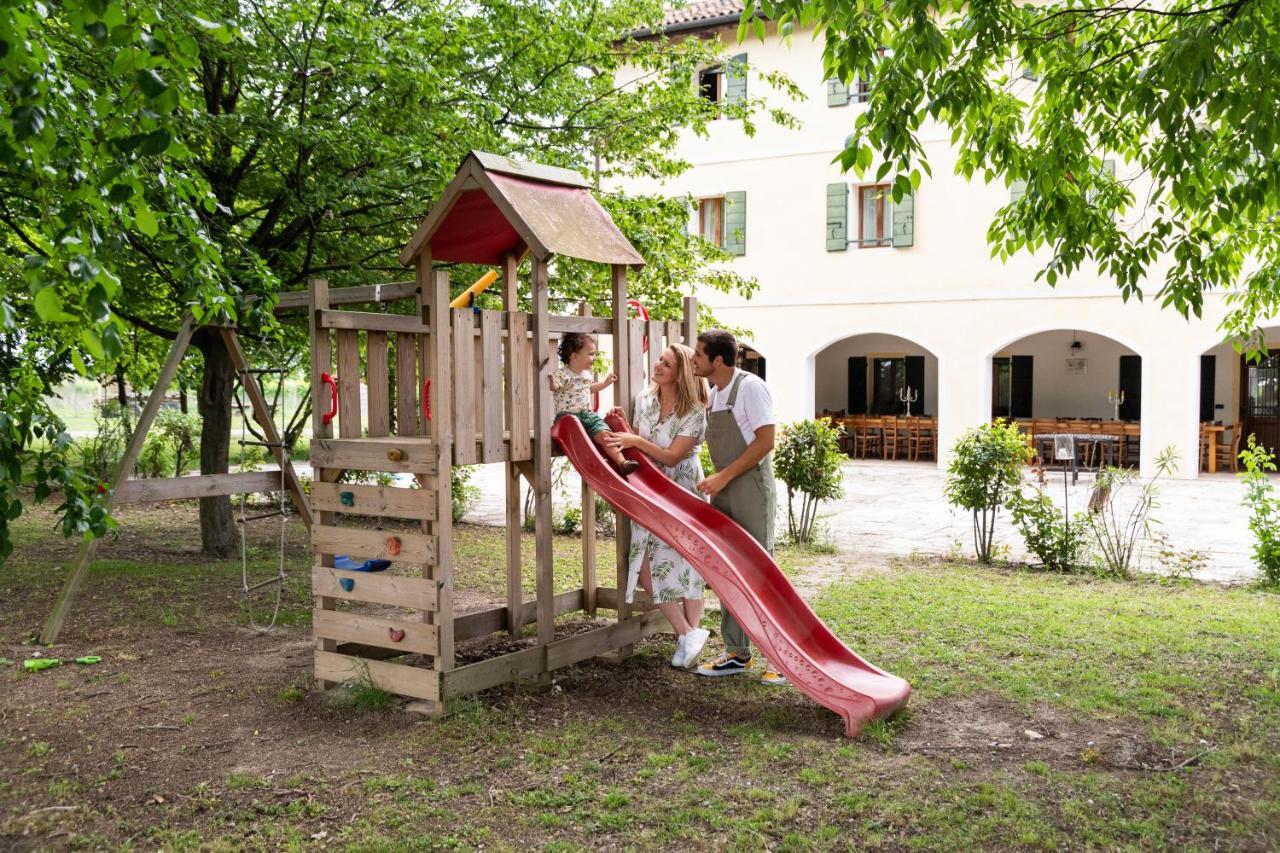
[75,656,102,665]
[339,491,355,507]
[24,658,62,672]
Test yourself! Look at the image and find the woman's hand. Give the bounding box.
[605,432,642,450]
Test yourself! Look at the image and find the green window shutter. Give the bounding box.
[724,53,747,105]
[826,183,848,251]
[723,190,746,255]
[891,189,914,248]
[826,78,849,107]
[1010,179,1027,202]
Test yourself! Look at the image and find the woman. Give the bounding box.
[606,343,711,669]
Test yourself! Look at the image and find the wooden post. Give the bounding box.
[531,257,555,654]
[579,301,597,616]
[610,264,633,641]
[502,252,524,636]
[39,314,197,644]
[308,280,339,685]
[422,255,455,681]
[682,296,698,348]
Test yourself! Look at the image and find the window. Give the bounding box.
[698,66,723,105]
[858,184,893,247]
[698,197,724,247]
[872,358,905,414]
[853,74,872,103]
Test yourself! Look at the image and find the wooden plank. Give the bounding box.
[117,470,286,504]
[547,314,612,335]
[582,481,596,616]
[480,309,505,463]
[648,319,663,378]
[395,332,419,437]
[456,588,585,644]
[336,329,361,439]
[531,258,555,650]
[502,253,519,310]
[313,609,438,656]
[611,265,633,654]
[508,312,532,460]
[366,331,390,437]
[320,310,431,335]
[505,462,523,637]
[221,328,314,530]
[311,566,438,610]
[310,279,333,441]
[310,481,435,521]
[442,645,545,698]
[452,308,477,465]
[314,651,440,702]
[276,281,417,313]
[311,524,436,564]
[40,314,196,644]
[682,296,697,348]
[309,437,438,475]
[666,320,682,350]
[427,264,455,674]
[546,610,668,671]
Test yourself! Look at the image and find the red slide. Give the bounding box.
[553,414,910,736]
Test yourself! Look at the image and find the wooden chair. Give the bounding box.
[1198,422,1210,472]
[837,417,857,457]
[912,418,936,462]
[1214,423,1243,473]
[857,416,883,459]
[882,416,908,460]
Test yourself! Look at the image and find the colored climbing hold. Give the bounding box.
[388,628,406,643]
[339,578,355,592]
[24,658,62,672]
[387,448,406,463]
[339,491,355,507]
[74,656,101,665]
[386,536,402,556]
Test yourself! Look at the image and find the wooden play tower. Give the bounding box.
[307,152,697,713]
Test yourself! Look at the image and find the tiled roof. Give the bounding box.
[662,1,745,27]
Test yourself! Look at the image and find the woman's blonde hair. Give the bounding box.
[650,343,709,418]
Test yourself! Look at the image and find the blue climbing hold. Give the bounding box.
[338,577,355,592]
[339,491,355,507]
[334,555,391,573]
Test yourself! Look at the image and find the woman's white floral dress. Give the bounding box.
[625,390,708,603]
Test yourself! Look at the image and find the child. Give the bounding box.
[552,332,639,476]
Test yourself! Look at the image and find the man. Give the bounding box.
[690,329,786,686]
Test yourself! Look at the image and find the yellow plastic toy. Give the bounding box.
[449,270,499,308]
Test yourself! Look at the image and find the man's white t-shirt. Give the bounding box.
[709,369,774,446]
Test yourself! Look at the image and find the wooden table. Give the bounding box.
[1202,424,1227,474]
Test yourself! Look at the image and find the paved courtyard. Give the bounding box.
[456,459,1257,584]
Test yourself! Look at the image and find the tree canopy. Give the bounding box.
[1,0,793,560]
[748,0,1279,340]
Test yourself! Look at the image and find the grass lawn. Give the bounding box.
[0,500,1277,850]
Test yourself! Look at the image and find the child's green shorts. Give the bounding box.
[556,410,610,437]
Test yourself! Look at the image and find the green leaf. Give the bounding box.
[137,68,168,98]
[134,205,158,236]
[33,287,63,322]
[80,328,105,360]
[138,128,172,156]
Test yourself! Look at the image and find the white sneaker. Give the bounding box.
[679,628,711,669]
[670,634,688,668]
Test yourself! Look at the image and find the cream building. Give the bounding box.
[616,2,1275,479]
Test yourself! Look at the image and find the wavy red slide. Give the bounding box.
[552,414,911,736]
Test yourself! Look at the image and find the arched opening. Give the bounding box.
[991,329,1142,468]
[813,333,938,462]
[737,343,766,380]
[1198,326,1280,475]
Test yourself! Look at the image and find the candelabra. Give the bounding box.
[1107,389,1125,421]
[899,385,919,417]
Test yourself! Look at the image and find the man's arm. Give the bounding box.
[696,424,775,498]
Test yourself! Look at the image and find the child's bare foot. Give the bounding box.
[618,459,639,476]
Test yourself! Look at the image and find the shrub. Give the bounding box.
[1008,470,1088,572]
[1084,446,1177,578]
[155,410,200,478]
[452,465,480,523]
[1238,435,1280,585]
[698,442,715,478]
[556,506,582,535]
[945,419,1032,563]
[137,437,174,480]
[78,404,127,483]
[773,418,846,547]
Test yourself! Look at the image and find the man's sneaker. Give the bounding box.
[760,668,789,687]
[670,634,688,668]
[679,628,711,668]
[696,652,751,677]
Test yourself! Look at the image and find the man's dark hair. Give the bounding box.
[697,329,737,368]
[557,332,591,365]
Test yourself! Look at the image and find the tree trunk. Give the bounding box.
[193,327,237,557]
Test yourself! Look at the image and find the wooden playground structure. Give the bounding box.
[306,151,697,713]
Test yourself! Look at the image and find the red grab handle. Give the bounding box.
[320,372,338,425]
[422,379,432,423]
[627,298,650,353]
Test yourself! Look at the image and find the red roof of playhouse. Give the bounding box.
[399,152,644,269]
